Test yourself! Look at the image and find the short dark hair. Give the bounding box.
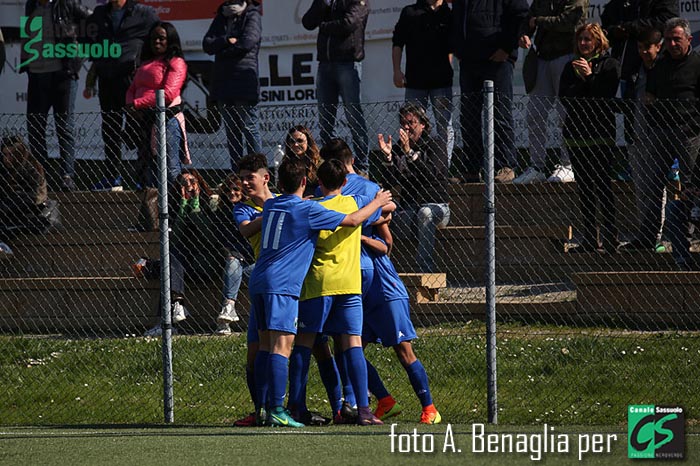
[317,159,348,191]
[278,157,307,194]
[238,153,269,173]
[320,138,354,165]
[637,26,663,46]
[399,102,431,133]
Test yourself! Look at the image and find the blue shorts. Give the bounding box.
[251,293,299,334]
[362,298,417,347]
[361,268,374,297]
[299,294,363,336]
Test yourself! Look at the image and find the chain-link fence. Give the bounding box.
[0,89,699,426]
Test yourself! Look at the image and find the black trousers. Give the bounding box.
[98,73,132,182]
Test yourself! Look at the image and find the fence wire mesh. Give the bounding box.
[0,92,699,426]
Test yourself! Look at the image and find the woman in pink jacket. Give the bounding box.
[127,22,191,187]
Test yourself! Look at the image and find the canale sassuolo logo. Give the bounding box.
[19,16,121,69]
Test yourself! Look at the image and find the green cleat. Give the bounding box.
[268,407,305,428]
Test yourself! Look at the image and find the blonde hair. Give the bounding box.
[576,23,609,56]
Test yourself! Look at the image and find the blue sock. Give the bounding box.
[246,366,256,407]
[335,350,357,407]
[405,360,433,407]
[268,353,289,409]
[317,356,343,413]
[287,345,312,413]
[254,350,269,410]
[345,346,369,409]
[366,359,390,400]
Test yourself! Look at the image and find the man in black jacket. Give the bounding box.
[302,0,370,173]
[451,0,528,183]
[21,0,92,191]
[643,17,700,270]
[392,0,454,172]
[86,0,158,190]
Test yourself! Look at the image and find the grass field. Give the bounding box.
[0,425,696,466]
[1,322,698,426]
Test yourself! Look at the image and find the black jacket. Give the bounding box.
[646,49,700,137]
[560,53,621,144]
[392,0,453,89]
[302,0,368,62]
[203,2,262,104]
[85,0,159,77]
[387,132,448,207]
[21,0,92,78]
[451,0,529,63]
[600,0,677,84]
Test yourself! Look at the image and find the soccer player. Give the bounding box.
[317,138,381,421]
[249,157,392,428]
[231,153,274,427]
[362,221,442,424]
[289,159,394,426]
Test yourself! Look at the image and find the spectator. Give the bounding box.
[622,26,668,251]
[210,174,255,335]
[203,0,263,173]
[86,0,159,191]
[560,23,621,253]
[645,18,700,270]
[601,0,677,101]
[451,0,528,183]
[302,0,370,173]
[126,22,191,188]
[144,169,217,336]
[0,136,48,235]
[378,103,450,272]
[513,0,587,184]
[284,125,322,197]
[20,0,92,192]
[392,0,454,168]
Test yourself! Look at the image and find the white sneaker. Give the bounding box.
[548,164,575,182]
[214,323,232,335]
[513,166,546,184]
[172,301,188,323]
[217,300,240,323]
[0,242,13,255]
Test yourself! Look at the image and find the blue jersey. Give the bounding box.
[248,194,346,297]
[316,173,381,271]
[367,235,409,302]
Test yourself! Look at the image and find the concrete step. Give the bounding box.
[572,271,700,329]
[1,231,160,277]
[447,181,637,230]
[53,191,142,230]
[392,225,682,284]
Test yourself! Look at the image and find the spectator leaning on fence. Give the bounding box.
[513,0,587,185]
[560,22,621,254]
[302,0,370,174]
[392,0,455,169]
[203,0,263,174]
[451,0,528,184]
[0,136,48,237]
[86,0,159,191]
[126,21,191,188]
[284,125,322,197]
[644,18,700,270]
[20,0,92,193]
[620,26,668,252]
[378,103,450,273]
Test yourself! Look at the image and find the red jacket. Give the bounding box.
[126,56,187,109]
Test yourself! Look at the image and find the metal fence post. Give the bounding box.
[156,89,174,423]
[483,80,498,424]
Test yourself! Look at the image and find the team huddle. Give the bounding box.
[231,141,441,428]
